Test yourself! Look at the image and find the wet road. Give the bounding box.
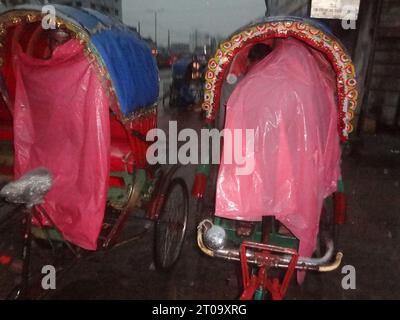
[47,119,400,300]
[0,69,400,299]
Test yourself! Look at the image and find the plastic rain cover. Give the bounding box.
[12,39,110,250]
[215,38,341,265]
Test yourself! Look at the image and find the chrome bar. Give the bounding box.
[197,219,343,272]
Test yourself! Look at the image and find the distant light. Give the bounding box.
[192,61,200,70]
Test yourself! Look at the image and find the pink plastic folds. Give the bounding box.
[215,39,341,260]
[12,39,110,250]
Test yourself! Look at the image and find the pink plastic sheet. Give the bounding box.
[12,39,110,250]
[215,39,341,263]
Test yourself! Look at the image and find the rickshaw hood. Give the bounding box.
[0,4,159,120]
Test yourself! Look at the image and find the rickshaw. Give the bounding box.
[0,5,188,298]
[168,54,204,108]
[193,17,358,300]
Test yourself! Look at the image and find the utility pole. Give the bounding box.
[167,29,170,52]
[147,8,164,49]
[154,11,157,47]
[194,29,198,52]
[138,21,141,36]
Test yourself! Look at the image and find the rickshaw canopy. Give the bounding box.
[0,4,159,120]
[202,16,357,141]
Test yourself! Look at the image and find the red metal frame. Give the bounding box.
[239,241,298,300]
[334,192,346,225]
[191,173,207,199]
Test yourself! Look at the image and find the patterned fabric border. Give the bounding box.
[203,20,358,141]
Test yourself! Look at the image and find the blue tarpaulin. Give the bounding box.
[52,4,159,116]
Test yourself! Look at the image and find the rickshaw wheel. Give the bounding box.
[154,178,189,271]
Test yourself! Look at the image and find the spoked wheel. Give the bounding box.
[154,178,189,271]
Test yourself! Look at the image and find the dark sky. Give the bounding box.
[122,0,266,45]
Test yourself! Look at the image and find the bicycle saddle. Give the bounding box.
[0,168,52,208]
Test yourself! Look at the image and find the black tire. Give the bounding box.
[154,178,189,271]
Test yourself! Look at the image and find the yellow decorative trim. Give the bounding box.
[121,104,158,124]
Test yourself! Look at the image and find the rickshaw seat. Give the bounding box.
[0,167,52,207]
